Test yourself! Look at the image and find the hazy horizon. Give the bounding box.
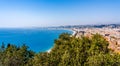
[0,0,120,27]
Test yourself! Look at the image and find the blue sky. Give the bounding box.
[0,0,120,27]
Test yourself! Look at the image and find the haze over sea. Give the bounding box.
[0,28,72,52]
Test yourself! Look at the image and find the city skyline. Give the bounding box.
[0,0,120,27]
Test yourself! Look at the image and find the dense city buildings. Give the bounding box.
[72,26,120,53]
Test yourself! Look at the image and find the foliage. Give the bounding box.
[0,44,35,66]
[0,33,120,66]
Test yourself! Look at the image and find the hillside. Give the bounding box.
[0,33,120,66]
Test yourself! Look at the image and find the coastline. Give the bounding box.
[72,30,76,36]
[47,48,52,53]
[0,28,75,53]
[46,28,74,53]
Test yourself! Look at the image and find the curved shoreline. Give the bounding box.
[47,28,74,53]
[47,48,52,53]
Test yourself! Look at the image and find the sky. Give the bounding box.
[0,0,120,27]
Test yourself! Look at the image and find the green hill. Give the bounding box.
[0,33,120,66]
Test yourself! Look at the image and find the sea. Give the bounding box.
[0,28,72,52]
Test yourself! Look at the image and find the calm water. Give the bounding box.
[0,28,72,52]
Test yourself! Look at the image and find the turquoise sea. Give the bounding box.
[0,28,72,52]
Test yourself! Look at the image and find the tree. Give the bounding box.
[0,33,120,66]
